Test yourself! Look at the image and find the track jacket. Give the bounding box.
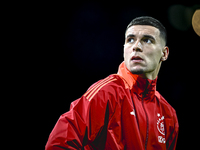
[45,62,179,150]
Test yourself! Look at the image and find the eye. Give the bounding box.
[127,38,134,43]
[143,38,153,44]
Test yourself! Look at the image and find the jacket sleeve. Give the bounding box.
[45,77,118,150]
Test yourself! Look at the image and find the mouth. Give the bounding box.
[131,56,144,62]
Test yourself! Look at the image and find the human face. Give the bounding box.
[124,25,169,80]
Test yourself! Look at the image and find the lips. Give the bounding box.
[131,56,143,63]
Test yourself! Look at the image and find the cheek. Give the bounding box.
[146,50,162,65]
[124,46,131,58]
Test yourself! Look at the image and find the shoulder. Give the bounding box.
[83,74,126,102]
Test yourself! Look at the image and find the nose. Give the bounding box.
[133,47,142,52]
[132,41,143,52]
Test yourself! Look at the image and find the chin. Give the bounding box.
[125,61,145,75]
[130,69,144,75]
[129,67,145,75]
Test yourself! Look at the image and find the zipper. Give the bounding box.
[142,98,149,150]
[142,80,149,150]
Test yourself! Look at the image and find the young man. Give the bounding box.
[46,16,179,150]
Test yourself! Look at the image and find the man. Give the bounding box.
[46,16,179,150]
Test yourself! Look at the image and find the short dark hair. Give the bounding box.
[126,16,167,44]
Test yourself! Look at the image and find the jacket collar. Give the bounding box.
[117,62,157,100]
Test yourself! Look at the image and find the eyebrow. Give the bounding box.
[126,34,156,41]
[126,34,135,39]
[143,35,156,41]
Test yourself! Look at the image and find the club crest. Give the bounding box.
[157,113,165,135]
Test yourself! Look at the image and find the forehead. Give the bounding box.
[126,25,160,38]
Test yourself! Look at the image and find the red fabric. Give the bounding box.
[45,62,179,150]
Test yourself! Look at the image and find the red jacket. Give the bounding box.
[45,62,179,150]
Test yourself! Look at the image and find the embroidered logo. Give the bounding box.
[157,113,166,144]
[157,113,165,135]
[158,136,166,144]
[130,109,135,116]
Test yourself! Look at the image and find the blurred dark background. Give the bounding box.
[25,1,199,149]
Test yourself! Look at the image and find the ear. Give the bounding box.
[161,46,169,61]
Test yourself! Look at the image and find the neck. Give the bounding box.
[117,62,158,91]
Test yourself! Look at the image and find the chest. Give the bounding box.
[119,93,169,150]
